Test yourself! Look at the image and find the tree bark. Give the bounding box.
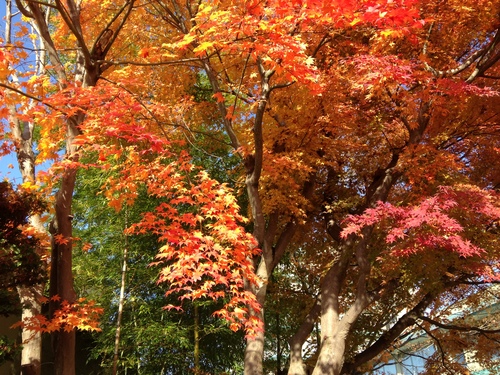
[5,1,46,372]
[244,271,269,375]
[288,298,321,375]
[340,292,437,374]
[312,236,372,375]
[112,215,129,375]
[17,286,43,375]
[194,304,200,373]
[49,165,79,375]
[15,1,134,373]
[305,102,432,375]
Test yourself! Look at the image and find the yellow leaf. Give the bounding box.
[177,33,196,48]
[380,30,395,38]
[193,41,214,54]
[350,17,362,27]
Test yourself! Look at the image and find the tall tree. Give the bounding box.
[2,0,136,373]
[124,1,500,374]
[2,1,49,372]
[2,1,500,374]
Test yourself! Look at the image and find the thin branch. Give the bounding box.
[99,0,136,62]
[311,33,330,58]
[416,322,456,375]
[15,0,34,18]
[98,57,203,67]
[53,0,91,63]
[482,74,500,79]
[201,57,241,150]
[99,76,171,141]
[23,0,58,9]
[424,27,500,83]
[229,52,251,124]
[0,82,60,112]
[422,21,434,56]
[418,315,500,334]
[22,0,67,84]
[269,80,294,92]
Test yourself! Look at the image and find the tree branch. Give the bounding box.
[416,322,456,375]
[0,82,61,113]
[97,0,136,64]
[418,315,500,334]
[341,292,437,374]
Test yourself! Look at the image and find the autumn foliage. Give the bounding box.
[12,296,103,333]
[1,0,500,374]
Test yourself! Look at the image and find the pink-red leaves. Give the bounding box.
[342,185,500,258]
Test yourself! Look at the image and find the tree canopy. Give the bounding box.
[1,0,500,374]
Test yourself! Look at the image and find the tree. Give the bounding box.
[0,181,46,312]
[1,0,137,373]
[1,1,51,371]
[72,165,247,374]
[2,0,500,374]
[0,180,46,374]
[122,1,499,374]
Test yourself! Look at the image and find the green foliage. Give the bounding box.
[0,335,21,365]
[72,164,245,374]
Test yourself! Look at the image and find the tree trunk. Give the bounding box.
[194,304,200,373]
[5,1,45,372]
[112,218,129,375]
[311,269,348,375]
[17,286,43,375]
[50,165,79,375]
[244,280,268,375]
[288,299,321,375]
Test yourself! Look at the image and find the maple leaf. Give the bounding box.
[212,92,225,103]
[138,48,150,58]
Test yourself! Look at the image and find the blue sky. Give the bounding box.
[0,2,21,184]
[1,2,36,186]
[0,152,22,184]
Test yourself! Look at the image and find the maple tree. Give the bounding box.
[71,168,247,373]
[1,0,500,374]
[0,181,46,313]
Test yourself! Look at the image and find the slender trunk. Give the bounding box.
[204,55,307,375]
[11,0,134,373]
[14,134,44,375]
[276,313,281,374]
[50,165,79,375]
[5,1,44,373]
[13,125,44,375]
[194,304,200,373]
[112,214,129,375]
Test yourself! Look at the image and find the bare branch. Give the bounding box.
[416,323,456,375]
[418,315,500,335]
